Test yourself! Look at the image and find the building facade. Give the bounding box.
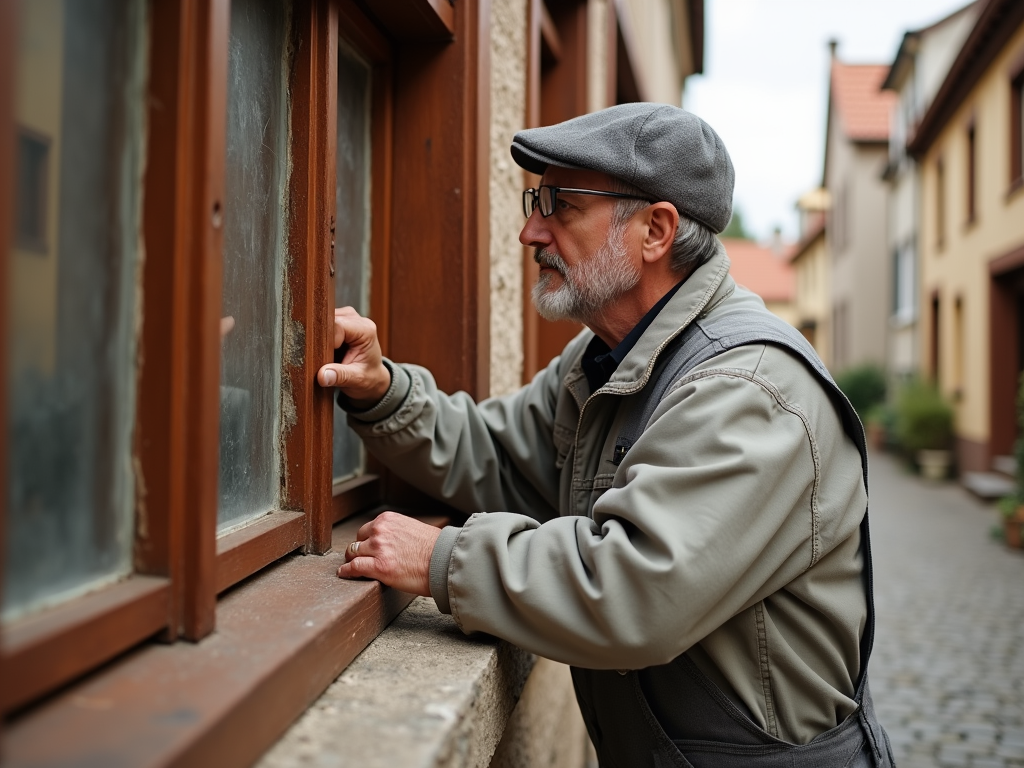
[881,2,979,390]
[823,49,896,374]
[0,0,703,764]
[790,188,832,369]
[909,0,1024,475]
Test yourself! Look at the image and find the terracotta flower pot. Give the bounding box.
[1004,507,1024,550]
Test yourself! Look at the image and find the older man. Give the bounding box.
[316,104,893,767]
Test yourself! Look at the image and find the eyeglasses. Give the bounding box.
[522,185,653,219]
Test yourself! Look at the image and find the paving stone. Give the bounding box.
[971,758,1006,768]
[869,455,1024,768]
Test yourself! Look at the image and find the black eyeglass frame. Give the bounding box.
[522,185,653,219]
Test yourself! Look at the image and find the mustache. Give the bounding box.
[534,248,566,273]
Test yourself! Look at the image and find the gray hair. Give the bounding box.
[611,179,720,274]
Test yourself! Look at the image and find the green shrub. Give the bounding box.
[895,379,954,455]
[835,364,887,419]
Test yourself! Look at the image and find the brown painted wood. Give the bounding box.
[990,243,1024,459]
[2,515,426,768]
[613,0,644,103]
[283,0,338,556]
[332,474,382,524]
[387,0,491,401]
[539,2,562,63]
[138,0,227,642]
[1011,68,1023,188]
[358,0,455,41]
[521,0,589,379]
[1,577,171,713]
[136,0,187,627]
[0,0,15,735]
[521,0,543,384]
[215,512,307,594]
[688,0,705,74]
[180,0,229,641]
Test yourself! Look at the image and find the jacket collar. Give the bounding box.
[592,241,734,395]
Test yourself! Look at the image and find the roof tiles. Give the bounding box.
[722,238,796,303]
[831,63,896,142]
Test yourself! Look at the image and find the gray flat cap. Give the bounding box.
[511,103,734,233]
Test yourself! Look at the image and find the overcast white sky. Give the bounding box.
[684,0,972,243]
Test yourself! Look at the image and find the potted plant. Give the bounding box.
[864,402,897,452]
[998,373,1024,549]
[895,378,954,480]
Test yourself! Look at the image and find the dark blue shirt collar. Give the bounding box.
[580,280,684,394]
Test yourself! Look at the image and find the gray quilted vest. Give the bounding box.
[571,300,895,768]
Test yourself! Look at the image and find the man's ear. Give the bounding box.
[641,203,679,265]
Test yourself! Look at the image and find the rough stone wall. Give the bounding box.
[488,658,592,768]
[488,0,528,397]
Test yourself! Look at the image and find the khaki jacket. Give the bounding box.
[348,246,868,744]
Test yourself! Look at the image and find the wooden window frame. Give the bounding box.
[0,0,15,746]
[1,0,229,714]
[1010,60,1024,193]
[13,126,49,253]
[4,0,491,761]
[936,155,946,251]
[522,0,589,383]
[966,118,977,225]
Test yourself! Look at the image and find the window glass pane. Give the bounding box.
[4,0,147,620]
[219,0,289,531]
[333,45,371,483]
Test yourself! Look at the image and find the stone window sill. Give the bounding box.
[4,514,502,768]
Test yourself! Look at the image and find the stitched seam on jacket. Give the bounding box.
[446,516,475,630]
[665,366,823,567]
[754,601,779,738]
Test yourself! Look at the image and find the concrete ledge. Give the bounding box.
[258,598,537,768]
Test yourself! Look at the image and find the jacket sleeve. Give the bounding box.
[346,333,590,521]
[431,360,866,670]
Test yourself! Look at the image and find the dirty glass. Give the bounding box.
[219,0,289,531]
[4,0,147,620]
[332,45,372,483]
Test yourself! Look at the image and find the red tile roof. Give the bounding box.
[722,238,795,303]
[831,63,896,142]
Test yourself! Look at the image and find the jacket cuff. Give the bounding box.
[429,525,461,615]
[340,359,411,423]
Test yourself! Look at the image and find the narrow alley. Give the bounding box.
[870,453,1024,768]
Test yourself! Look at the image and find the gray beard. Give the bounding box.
[531,224,640,325]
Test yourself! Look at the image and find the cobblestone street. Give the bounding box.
[869,453,1024,768]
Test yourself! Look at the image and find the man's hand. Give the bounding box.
[316,307,391,408]
[338,511,442,596]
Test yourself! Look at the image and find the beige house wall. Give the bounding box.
[826,122,890,372]
[792,233,832,369]
[621,0,688,105]
[918,21,1024,449]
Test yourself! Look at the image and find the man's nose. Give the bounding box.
[519,208,552,248]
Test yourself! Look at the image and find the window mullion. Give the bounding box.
[283,0,338,555]
[137,0,228,642]
[0,0,15,736]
